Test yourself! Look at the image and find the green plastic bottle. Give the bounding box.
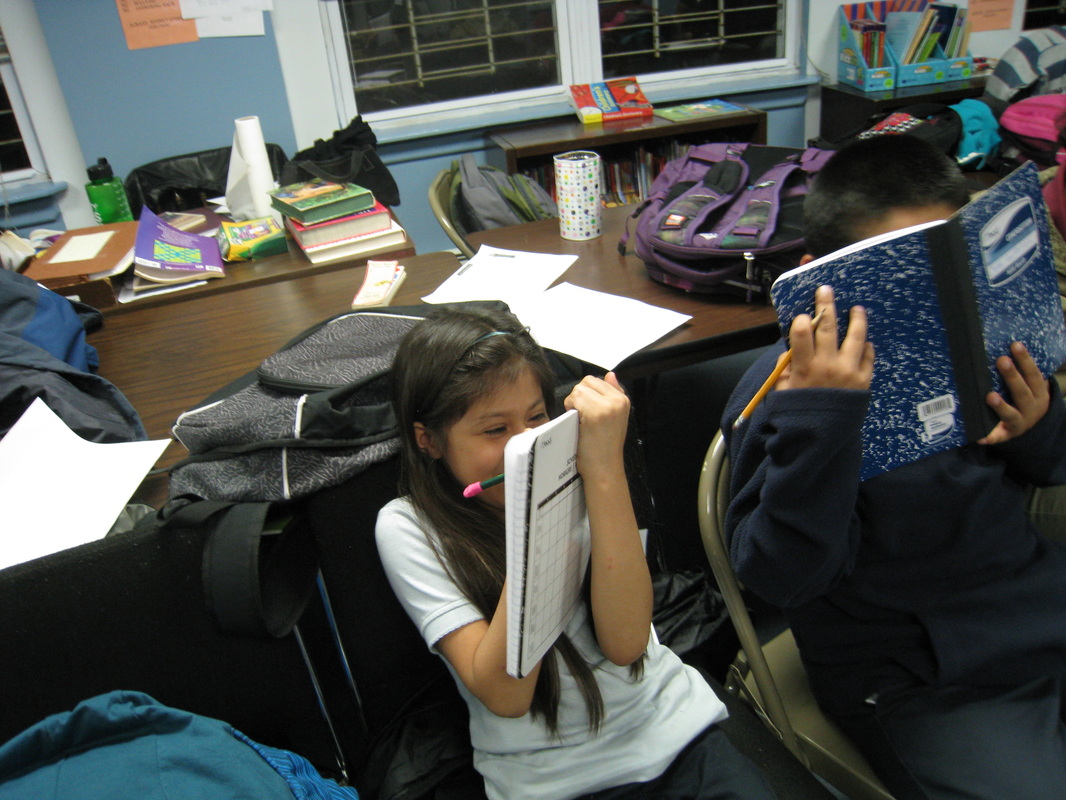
[85,157,134,224]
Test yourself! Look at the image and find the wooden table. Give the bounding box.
[92,207,781,507]
[468,205,780,378]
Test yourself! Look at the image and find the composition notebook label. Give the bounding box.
[980,196,1040,286]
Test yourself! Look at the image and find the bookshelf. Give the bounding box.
[487,108,768,204]
[819,76,987,144]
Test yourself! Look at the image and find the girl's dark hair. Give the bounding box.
[803,134,972,258]
[391,306,608,735]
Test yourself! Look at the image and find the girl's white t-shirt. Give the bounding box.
[375,497,727,800]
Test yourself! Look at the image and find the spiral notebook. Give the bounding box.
[504,409,589,678]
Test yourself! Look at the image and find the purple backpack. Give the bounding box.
[622,143,834,300]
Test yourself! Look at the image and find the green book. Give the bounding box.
[653,99,745,122]
[269,178,375,224]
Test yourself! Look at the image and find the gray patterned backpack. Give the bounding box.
[168,309,422,502]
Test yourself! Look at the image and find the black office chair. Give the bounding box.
[697,430,897,800]
[124,143,290,217]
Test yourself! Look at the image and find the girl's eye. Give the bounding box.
[529,412,548,424]
[484,426,507,436]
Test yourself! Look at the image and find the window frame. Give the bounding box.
[274,0,809,145]
[0,38,47,184]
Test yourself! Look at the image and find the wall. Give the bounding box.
[23,0,1025,255]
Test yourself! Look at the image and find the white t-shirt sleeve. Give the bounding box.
[375,497,485,649]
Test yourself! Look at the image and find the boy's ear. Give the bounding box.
[800,253,814,266]
[413,422,443,459]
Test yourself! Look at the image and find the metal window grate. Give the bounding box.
[600,0,784,77]
[340,0,559,113]
[338,0,786,114]
[1023,0,1066,29]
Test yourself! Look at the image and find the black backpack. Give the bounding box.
[810,102,964,156]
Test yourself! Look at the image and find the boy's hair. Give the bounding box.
[390,306,609,735]
[803,135,971,258]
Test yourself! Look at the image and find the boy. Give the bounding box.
[721,135,1066,800]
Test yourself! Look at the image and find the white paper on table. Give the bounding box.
[0,399,170,571]
[421,245,577,307]
[508,282,691,370]
[225,116,275,220]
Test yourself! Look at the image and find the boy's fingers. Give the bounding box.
[1010,342,1045,392]
[839,304,868,358]
[813,285,837,346]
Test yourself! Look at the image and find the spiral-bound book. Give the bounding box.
[504,409,589,678]
[771,163,1066,481]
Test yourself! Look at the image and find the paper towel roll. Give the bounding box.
[225,116,275,221]
[554,151,602,241]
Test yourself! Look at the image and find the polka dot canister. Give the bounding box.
[553,150,602,241]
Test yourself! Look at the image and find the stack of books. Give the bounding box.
[568,77,653,125]
[268,177,409,264]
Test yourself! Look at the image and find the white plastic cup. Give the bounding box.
[554,151,602,240]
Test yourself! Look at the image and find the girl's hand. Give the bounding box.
[778,285,875,392]
[978,342,1051,445]
[563,372,630,481]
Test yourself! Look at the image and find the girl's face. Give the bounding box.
[418,366,549,510]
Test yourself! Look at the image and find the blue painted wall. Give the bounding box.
[32,0,808,254]
[33,0,296,190]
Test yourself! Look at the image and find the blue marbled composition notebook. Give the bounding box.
[771,163,1066,480]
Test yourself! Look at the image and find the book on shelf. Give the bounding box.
[132,207,225,284]
[22,220,138,290]
[298,218,410,265]
[269,177,375,224]
[653,98,746,122]
[285,200,391,248]
[770,163,1066,481]
[850,18,887,67]
[504,408,588,679]
[886,5,935,64]
[351,259,406,308]
[568,77,653,125]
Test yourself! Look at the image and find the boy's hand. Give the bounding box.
[777,285,875,392]
[978,342,1051,445]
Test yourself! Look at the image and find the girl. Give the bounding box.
[375,307,776,800]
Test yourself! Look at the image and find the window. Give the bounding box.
[0,27,45,183]
[321,0,798,130]
[1023,0,1066,30]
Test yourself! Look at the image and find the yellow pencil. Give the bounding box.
[733,310,824,429]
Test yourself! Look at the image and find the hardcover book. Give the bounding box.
[299,219,410,265]
[132,207,225,284]
[770,164,1066,480]
[285,200,391,248]
[23,221,138,289]
[269,178,375,224]
[568,77,653,125]
[504,409,588,678]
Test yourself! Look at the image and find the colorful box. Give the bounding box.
[837,2,973,92]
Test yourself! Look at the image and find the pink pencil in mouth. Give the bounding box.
[463,472,505,498]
